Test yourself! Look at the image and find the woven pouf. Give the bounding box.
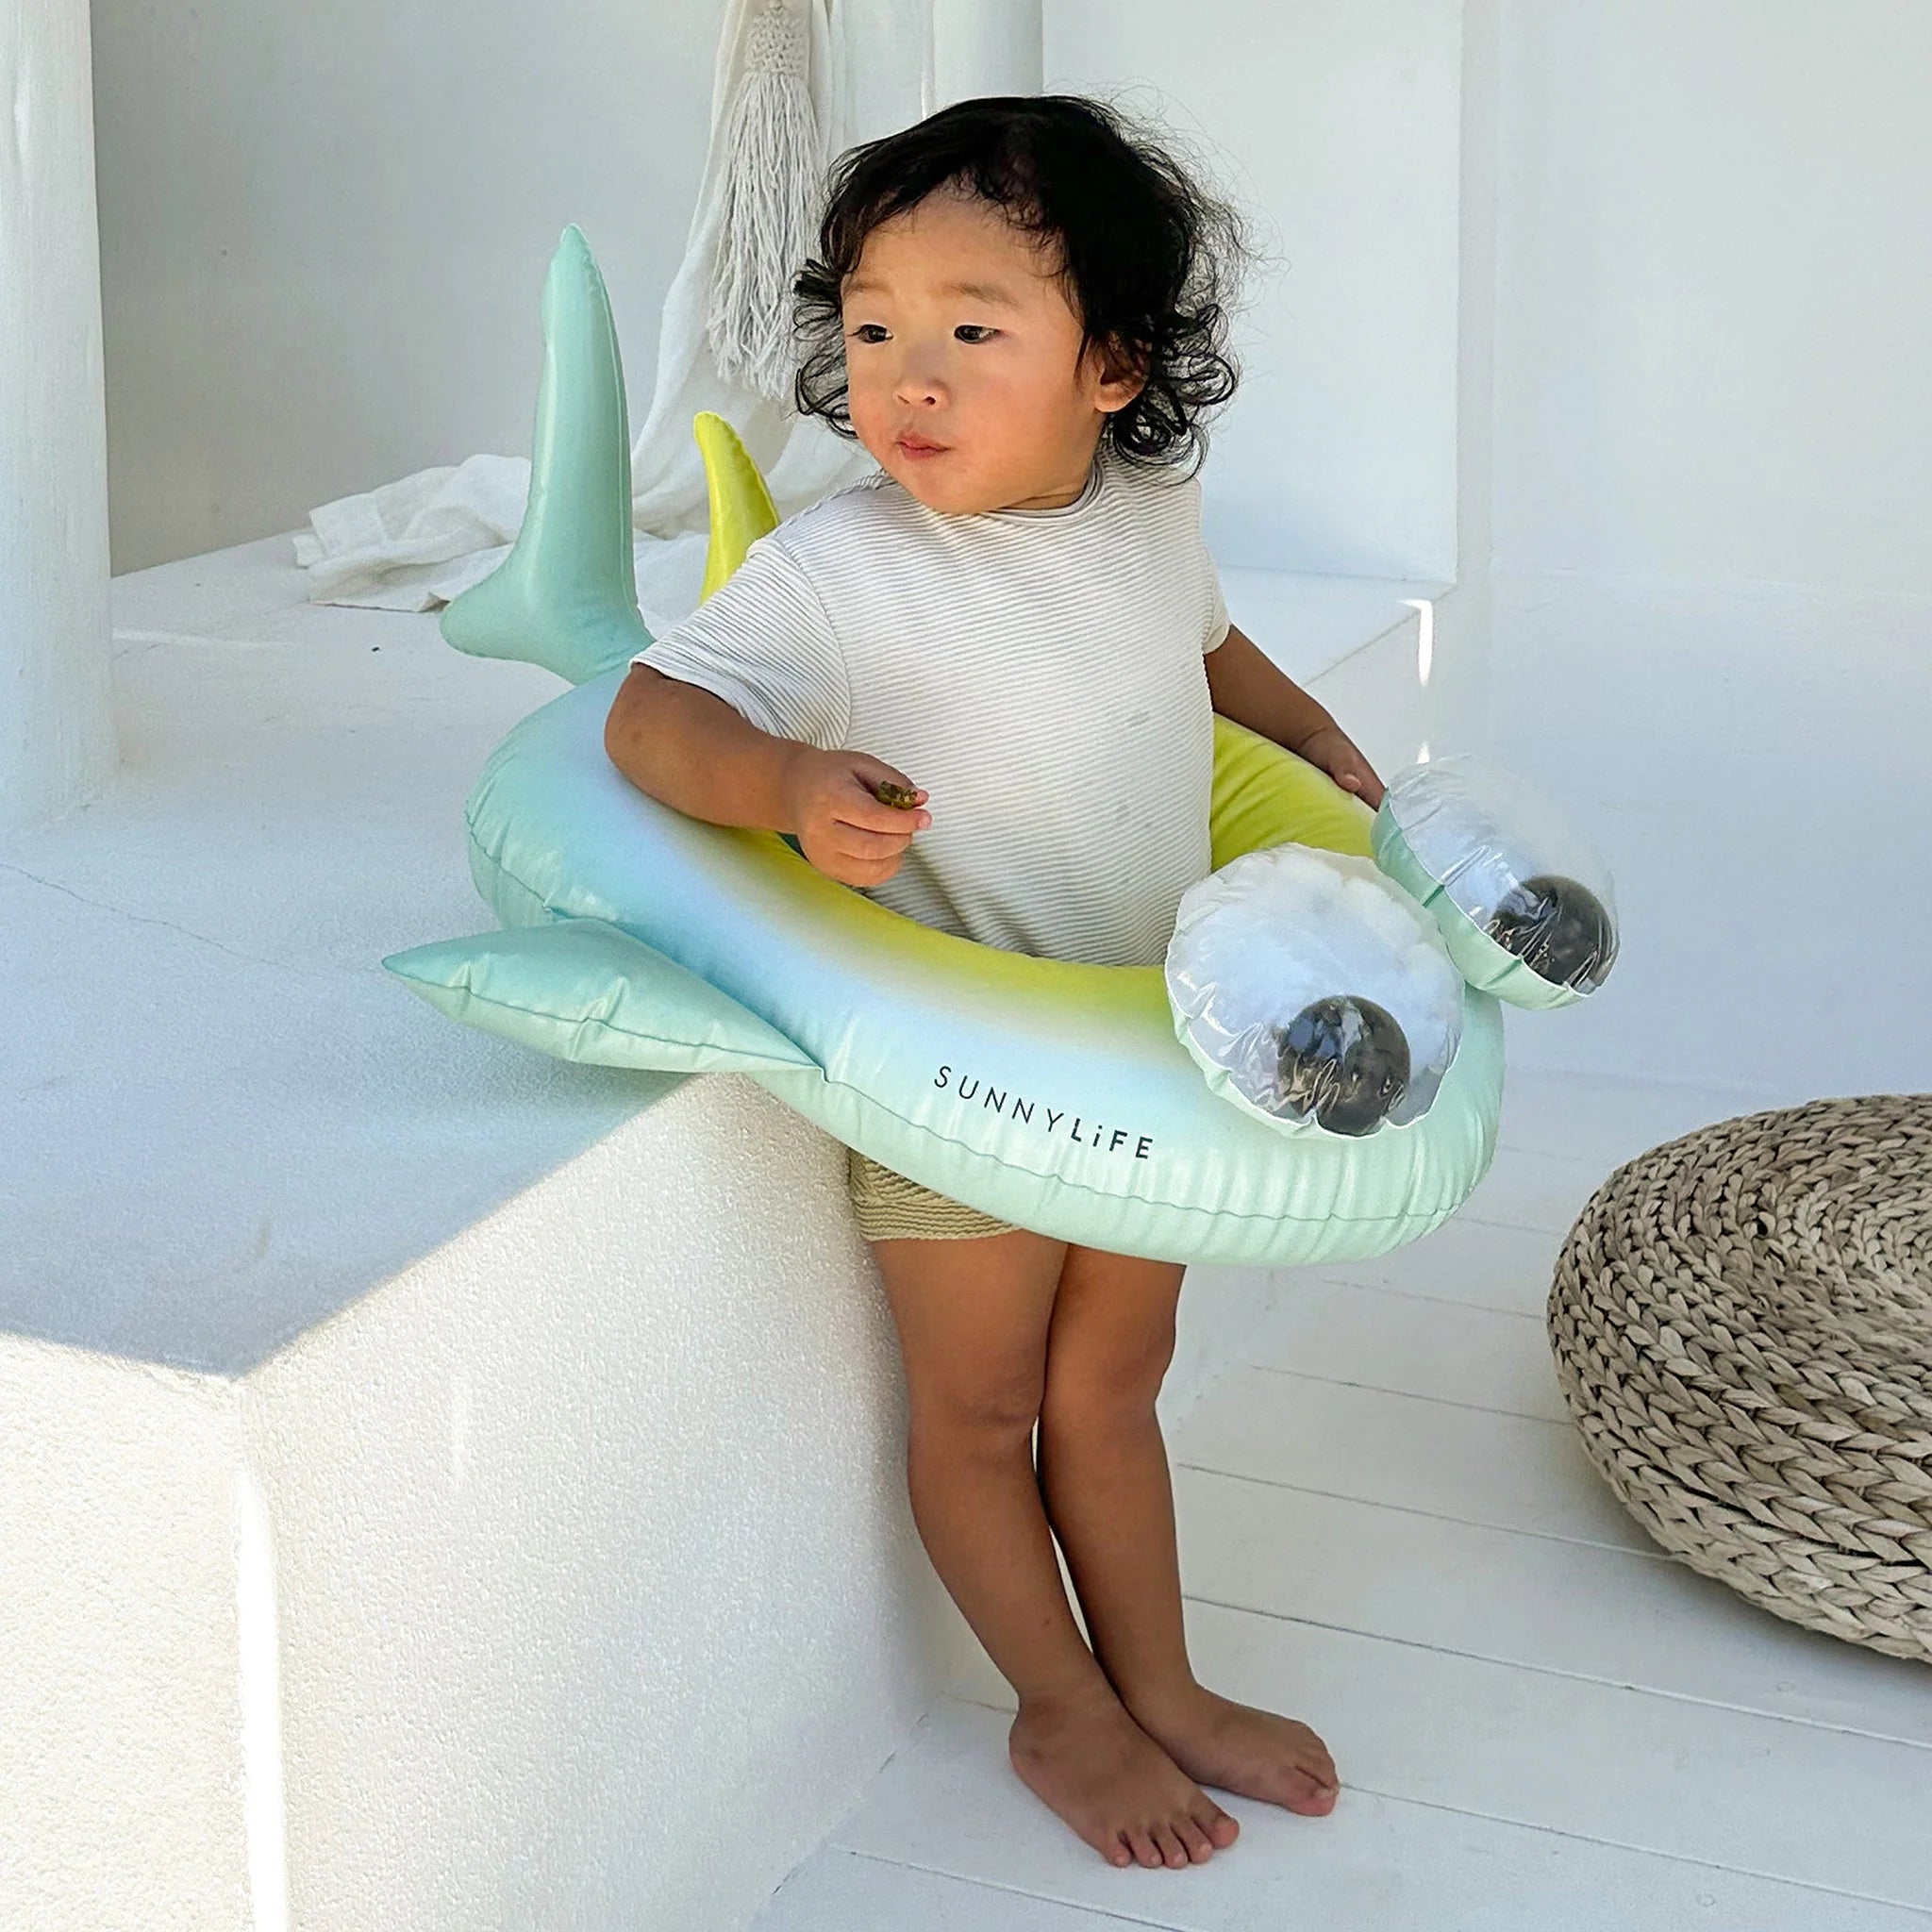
[1548,1093,1932,1663]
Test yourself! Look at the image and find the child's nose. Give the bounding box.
[893,359,948,406]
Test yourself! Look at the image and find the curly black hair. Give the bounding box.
[791,93,1258,479]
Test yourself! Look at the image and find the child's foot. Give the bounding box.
[1123,1683,1341,1817]
[1008,1684,1242,1869]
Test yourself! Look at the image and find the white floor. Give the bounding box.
[753,1067,1932,1931]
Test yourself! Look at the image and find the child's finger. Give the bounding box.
[838,779,931,833]
[829,819,920,858]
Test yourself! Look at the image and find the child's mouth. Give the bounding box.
[896,438,950,461]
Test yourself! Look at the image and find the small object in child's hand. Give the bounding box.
[874,779,922,810]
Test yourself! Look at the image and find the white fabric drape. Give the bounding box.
[293,0,952,630]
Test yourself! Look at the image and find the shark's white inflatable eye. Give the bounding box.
[1373,756,1619,1008]
[1166,844,1464,1138]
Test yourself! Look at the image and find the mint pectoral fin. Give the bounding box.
[382,916,822,1077]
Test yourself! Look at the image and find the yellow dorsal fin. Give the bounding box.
[694,411,781,599]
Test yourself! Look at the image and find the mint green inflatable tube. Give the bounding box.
[382,226,1506,1267]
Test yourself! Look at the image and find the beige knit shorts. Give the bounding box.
[845,1144,1023,1242]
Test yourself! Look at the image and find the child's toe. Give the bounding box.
[1202,1805,1241,1847]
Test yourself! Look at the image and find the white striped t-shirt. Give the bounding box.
[631,440,1231,967]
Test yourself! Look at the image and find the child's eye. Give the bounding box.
[845,324,997,345]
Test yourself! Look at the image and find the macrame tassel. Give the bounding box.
[707,1,823,404]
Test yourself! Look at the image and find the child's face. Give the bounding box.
[839,188,1144,513]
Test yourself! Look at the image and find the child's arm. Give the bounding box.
[604,662,931,888]
[1205,623,1386,808]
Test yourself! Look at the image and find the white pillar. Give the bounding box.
[0,0,116,839]
[928,0,1043,112]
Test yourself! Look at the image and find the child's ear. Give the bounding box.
[1091,334,1149,411]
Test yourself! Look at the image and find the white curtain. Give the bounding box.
[293,0,1036,635]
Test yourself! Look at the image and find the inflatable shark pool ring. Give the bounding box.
[382,227,1619,1267]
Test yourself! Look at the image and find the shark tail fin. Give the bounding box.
[440,226,655,687]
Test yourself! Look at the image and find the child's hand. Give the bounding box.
[1295,724,1386,811]
[781,747,931,888]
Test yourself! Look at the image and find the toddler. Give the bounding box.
[605,93,1387,1872]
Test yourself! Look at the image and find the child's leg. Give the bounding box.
[870,1227,1238,1870]
[1035,1243,1341,1817]
[873,1225,1102,1708]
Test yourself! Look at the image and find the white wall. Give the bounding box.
[92,0,727,574]
[1047,0,1464,584]
[0,0,117,838]
[1491,0,1932,594]
[1483,0,1932,1097]
[94,0,1462,587]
